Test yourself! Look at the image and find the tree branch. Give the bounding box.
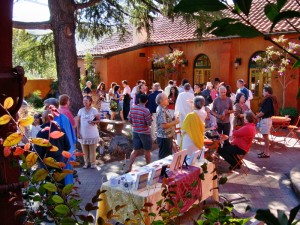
[13,21,51,30]
[75,0,101,10]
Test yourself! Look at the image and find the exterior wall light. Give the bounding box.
[234,58,242,69]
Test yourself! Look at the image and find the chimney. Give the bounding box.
[132,26,148,45]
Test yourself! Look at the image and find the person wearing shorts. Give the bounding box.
[256,86,278,158]
[127,94,152,172]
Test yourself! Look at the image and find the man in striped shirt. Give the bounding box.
[127,94,153,172]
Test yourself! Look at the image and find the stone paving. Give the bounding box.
[74,135,300,224]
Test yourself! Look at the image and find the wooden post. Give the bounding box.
[0,1,27,224]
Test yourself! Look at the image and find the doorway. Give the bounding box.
[193,54,211,85]
[249,51,272,112]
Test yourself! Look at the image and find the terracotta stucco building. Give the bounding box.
[78,0,300,113]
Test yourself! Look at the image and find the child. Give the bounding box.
[29,113,42,138]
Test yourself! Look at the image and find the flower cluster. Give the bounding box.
[149,50,184,75]
[252,35,300,76]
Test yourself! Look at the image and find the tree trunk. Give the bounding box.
[48,0,82,115]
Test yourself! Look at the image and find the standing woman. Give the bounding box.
[96,82,106,109]
[77,96,100,169]
[111,85,125,121]
[168,86,178,118]
[233,93,249,130]
[226,85,236,136]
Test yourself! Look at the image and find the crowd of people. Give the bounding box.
[81,77,277,171]
[22,76,278,182]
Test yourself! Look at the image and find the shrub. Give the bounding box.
[279,107,299,117]
[25,90,44,109]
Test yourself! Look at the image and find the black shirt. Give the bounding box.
[260,98,274,118]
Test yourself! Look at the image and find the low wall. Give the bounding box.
[24,79,54,98]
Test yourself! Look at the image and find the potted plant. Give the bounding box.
[280,107,299,124]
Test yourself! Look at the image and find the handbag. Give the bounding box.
[110,99,118,111]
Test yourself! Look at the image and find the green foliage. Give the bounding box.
[80,52,101,89]
[12,29,56,79]
[25,90,44,109]
[247,204,300,225]
[174,0,227,13]
[197,205,250,225]
[279,107,299,117]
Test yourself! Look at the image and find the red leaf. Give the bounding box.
[4,147,11,157]
[62,151,71,159]
[41,126,50,132]
[13,147,24,156]
[49,131,64,139]
[73,152,85,157]
[24,143,31,151]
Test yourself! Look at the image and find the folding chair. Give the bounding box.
[229,154,250,175]
[285,115,300,146]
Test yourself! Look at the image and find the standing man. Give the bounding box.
[122,80,131,120]
[59,94,76,129]
[236,79,249,104]
[194,83,202,96]
[256,86,278,158]
[211,86,234,141]
[147,83,162,143]
[83,81,92,96]
[156,93,180,159]
[127,94,153,172]
[201,82,213,106]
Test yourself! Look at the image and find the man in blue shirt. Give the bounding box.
[236,79,249,101]
[147,83,162,142]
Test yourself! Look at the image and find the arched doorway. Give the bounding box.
[193,54,211,85]
[249,51,272,112]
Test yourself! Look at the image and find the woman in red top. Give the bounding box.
[218,111,256,170]
[168,86,178,117]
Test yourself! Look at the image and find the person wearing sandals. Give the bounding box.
[218,111,256,170]
[77,96,100,169]
[256,86,279,158]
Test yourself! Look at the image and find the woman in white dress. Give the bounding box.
[181,96,206,155]
[77,96,100,169]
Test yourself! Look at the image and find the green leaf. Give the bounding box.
[191,180,198,187]
[62,184,74,195]
[97,217,105,225]
[264,3,279,21]
[178,199,184,209]
[277,210,288,225]
[43,182,57,192]
[292,60,300,69]
[33,195,42,202]
[277,0,288,10]
[207,18,239,32]
[32,168,48,183]
[54,204,70,214]
[234,0,252,16]
[69,198,82,208]
[219,176,228,185]
[255,209,281,225]
[52,195,64,204]
[60,218,77,225]
[18,175,28,182]
[271,11,300,31]
[211,22,261,38]
[174,0,227,13]
[152,220,164,225]
[288,204,300,225]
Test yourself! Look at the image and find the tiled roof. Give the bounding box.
[78,0,300,57]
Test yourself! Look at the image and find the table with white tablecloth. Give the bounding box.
[96,157,218,225]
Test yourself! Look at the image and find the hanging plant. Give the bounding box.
[149,50,185,76]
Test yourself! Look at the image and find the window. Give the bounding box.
[249,51,272,98]
[193,54,211,85]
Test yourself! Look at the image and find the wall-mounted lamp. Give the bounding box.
[181,59,188,67]
[234,58,242,69]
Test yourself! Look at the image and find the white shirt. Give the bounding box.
[123,85,131,95]
[174,91,194,126]
[131,85,138,99]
